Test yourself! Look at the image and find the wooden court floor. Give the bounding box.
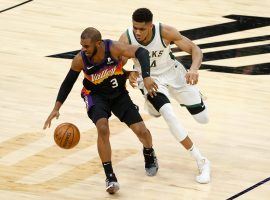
[0,0,269,199]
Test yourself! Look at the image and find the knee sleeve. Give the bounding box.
[144,100,161,117]
[186,100,209,124]
[192,109,209,124]
[159,103,188,142]
[145,92,170,117]
[147,92,170,111]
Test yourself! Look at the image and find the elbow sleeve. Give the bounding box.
[135,47,150,78]
[56,69,80,103]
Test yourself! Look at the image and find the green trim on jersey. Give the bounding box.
[126,29,131,44]
[159,23,167,48]
[133,25,156,46]
[169,51,176,60]
[180,103,202,108]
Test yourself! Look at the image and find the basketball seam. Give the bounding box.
[70,125,75,148]
[61,125,71,148]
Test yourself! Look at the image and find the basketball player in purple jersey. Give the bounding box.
[43,27,158,194]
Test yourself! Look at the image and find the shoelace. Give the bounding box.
[197,159,206,173]
[144,153,155,167]
[106,173,117,183]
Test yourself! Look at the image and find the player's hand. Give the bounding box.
[143,77,158,98]
[129,71,139,88]
[185,69,199,85]
[43,110,60,129]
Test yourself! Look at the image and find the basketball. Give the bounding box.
[54,123,80,149]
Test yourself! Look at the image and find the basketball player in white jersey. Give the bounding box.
[119,8,211,184]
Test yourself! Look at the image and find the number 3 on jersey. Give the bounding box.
[110,78,118,88]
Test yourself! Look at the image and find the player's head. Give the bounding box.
[132,8,153,42]
[80,27,102,58]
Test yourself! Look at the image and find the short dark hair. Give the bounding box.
[81,27,102,41]
[132,8,153,23]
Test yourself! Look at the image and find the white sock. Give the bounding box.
[189,145,203,162]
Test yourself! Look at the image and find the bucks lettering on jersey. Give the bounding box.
[127,22,176,77]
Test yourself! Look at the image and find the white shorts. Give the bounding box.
[138,61,202,107]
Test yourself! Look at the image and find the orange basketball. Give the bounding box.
[54,123,80,149]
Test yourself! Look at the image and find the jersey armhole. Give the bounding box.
[126,29,131,44]
[159,23,167,48]
[107,40,120,62]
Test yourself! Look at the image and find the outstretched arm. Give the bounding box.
[118,32,140,88]
[162,24,203,85]
[43,53,83,129]
[118,32,130,65]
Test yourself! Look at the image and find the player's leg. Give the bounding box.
[142,72,210,183]
[166,62,209,124]
[169,86,210,183]
[111,92,158,176]
[95,119,120,194]
[147,92,210,183]
[160,103,210,183]
[129,121,158,176]
[82,92,119,194]
[186,99,209,124]
[146,92,188,141]
[143,81,195,158]
[175,85,209,124]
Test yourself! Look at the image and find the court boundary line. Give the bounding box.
[0,0,33,13]
[227,177,270,199]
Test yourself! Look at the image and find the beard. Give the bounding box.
[135,33,148,43]
[87,46,98,59]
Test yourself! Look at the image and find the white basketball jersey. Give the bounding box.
[127,22,176,77]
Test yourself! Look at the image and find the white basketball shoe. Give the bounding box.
[196,157,211,184]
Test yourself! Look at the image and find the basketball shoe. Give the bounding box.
[105,173,120,194]
[196,157,211,184]
[144,149,159,176]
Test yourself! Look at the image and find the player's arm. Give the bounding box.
[55,54,83,108]
[162,24,203,84]
[118,32,130,65]
[43,54,83,129]
[111,41,158,97]
[112,41,151,77]
[118,32,139,87]
[118,33,132,79]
